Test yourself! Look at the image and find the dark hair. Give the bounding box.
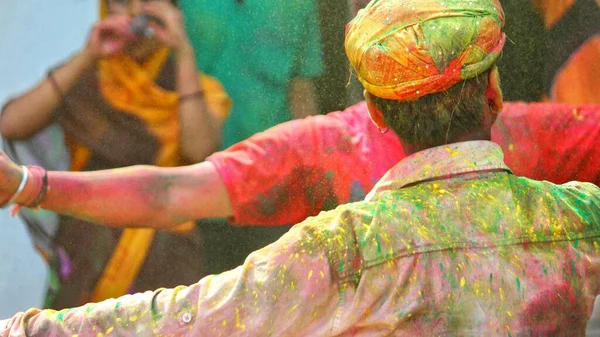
[372,69,493,149]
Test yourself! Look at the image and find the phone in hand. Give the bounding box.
[129,15,155,37]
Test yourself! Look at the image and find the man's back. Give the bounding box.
[320,142,600,335]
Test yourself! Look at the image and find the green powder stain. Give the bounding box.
[57,312,65,322]
[542,264,548,276]
[516,277,521,291]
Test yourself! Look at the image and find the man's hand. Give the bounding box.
[0,150,24,206]
[142,1,193,53]
[83,15,134,61]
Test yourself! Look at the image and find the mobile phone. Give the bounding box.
[130,15,155,38]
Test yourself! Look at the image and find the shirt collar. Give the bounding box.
[366,141,511,201]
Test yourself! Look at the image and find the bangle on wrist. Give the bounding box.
[6,166,28,205]
[178,90,204,103]
[47,70,65,101]
[9,166,49,216]
[30,169,49,208]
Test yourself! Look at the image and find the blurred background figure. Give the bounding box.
[0,0,230,310]
[530,0,599,104]
[181,0,324,148]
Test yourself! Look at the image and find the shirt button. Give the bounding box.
[181,312,193,324]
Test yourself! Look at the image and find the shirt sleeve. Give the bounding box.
[207,110,369,226]
[291,0,324,78]
[0,219,339,337]
[492,102,600,185]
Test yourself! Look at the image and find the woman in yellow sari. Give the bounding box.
[0,0,230,309]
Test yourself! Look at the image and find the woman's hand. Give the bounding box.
[142,1,193,53]
[83,15,134,61]
[0,151,24,206]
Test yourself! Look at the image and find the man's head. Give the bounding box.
[345,0,506,151]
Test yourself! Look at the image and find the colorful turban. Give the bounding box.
[346,0,506,101]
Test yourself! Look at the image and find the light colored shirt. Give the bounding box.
[2,141,600,336]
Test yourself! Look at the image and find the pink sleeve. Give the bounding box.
[492,102,600,185]
[207,112,355,225]
[207,102,403,225]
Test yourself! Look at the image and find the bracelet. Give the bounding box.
[47,70,65,100]
[7,166,29,205]
[178,90,204,103]
[30,169,49,208]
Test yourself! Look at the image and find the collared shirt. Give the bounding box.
[2,141,600,336]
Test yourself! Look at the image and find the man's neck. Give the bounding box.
[401,130,492,156]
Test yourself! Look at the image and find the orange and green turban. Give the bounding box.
[346,0,506,101]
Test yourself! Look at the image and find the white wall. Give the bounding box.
[0,0,96,318]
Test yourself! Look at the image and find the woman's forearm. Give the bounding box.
[0,50,95,140]
[176,44,221,163]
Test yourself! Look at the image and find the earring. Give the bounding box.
[378,126,390,134]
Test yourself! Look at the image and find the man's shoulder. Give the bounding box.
[510,175,600,223]
[293,201,375,280]
[512,175,600,200]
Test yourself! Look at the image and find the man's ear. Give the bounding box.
[486,65,503,115]
[364,90,389,130]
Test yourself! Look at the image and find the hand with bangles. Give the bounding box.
[0,151,48,212]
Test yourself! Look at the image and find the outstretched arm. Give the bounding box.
[0,153,232,229]
[0,217,337,336]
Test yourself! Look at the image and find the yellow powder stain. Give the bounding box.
[460,277,466,288]
[320,271,325,278]
[129,316,138,322]
[222,320,227,326]
[288,304,299,314]
[308,270,314,280]
[105,327,114,334]
[508,143,514,151]
[507,311,513,317]
[235,308,246,330]
[499,287,505,301]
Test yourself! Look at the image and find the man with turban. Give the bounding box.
[2,0,600,335]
